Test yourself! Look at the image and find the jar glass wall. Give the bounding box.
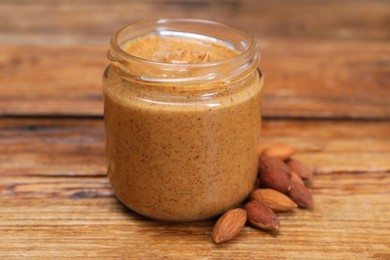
[103,19,263,221]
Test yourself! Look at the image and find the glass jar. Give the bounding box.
[103,19,263,222]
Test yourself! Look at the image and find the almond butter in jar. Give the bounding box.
[103,19,263,222]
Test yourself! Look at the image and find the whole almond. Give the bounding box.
[290,171,305,186]
[212,208,247,244]
[262,145,295,161]
[244,200,280,231]
[287,159,313,180]
[260,155,291,176]
[250,188,297,212]
[287,181,314,209]
[259,155,291,192]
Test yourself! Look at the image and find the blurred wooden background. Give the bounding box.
[1,0,389,118]
[0,0,389,259]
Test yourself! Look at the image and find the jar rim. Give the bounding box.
[108,19,260,84]
[110,18,259,69]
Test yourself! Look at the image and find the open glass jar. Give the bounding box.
[103,19,263,222]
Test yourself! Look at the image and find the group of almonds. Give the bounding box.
[212,145,314,244]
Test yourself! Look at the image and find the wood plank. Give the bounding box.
[0,119,106,176]
[0,45,106,117]
[0,171,389,200]
[0,119,389,177]
[1,118,389,258]
[262,41,390,119]
[0,176,112,199]
[0,0,389,44]
[0,174,389,259]
[1,0,389,258]
[1,41,389,118]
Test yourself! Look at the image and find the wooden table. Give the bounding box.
[1,0,389,259]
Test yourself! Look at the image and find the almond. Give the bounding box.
[244,200,280,231]
[260,155,291,176]
[287,181,314,209]
[290,171,305,186]
[212,208,247,244]
[259,155,291,192]
[287,159,313,180]
[262,145,295,161]
[250,188,297,212]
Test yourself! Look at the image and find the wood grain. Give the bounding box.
[0,0,389,118]
[1,40,389,118]
[1,0,390,258]
[1,174,389,259]
[0,0,389,44]
[1,119,389,258]
[1,171,389,200]
[0,119,106,176]
[1,119,389,177]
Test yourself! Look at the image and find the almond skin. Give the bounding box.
[260,155,291,176]
[250,188,297,213]
[259,155,291,192]
[212,208,247,244]
[287,159,313,180]
[290,171,305,186]
[244,200,280,231]
[287,181,314,209]
[262,145,295,161]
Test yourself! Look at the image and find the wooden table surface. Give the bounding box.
[1,0,389,259]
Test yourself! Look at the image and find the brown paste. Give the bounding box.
[104,35,262,221]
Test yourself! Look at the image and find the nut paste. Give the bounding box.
[103,20,263,221]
